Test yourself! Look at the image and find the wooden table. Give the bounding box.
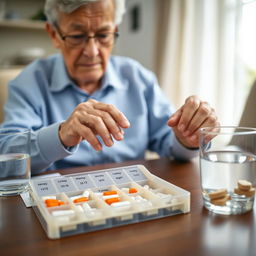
[0,158,255,256]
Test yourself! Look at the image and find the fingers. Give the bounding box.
[81,114,114,147]
[167,108,182,127]
[168,96,219,148]
[58,99,130,150]
[78,123,103,151]
[177,96,202,135]
[200,119,220,144]
[89,109,125,141]
[89,99,130,128]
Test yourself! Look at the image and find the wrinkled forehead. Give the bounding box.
[58,0,115,31]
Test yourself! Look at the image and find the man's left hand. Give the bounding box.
[167,95,219,148]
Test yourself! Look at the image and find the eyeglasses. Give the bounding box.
[54,24,119,48]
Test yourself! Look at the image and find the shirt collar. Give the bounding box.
[50,54,74,92]
[50,55,128,93]
[101,58,128,91]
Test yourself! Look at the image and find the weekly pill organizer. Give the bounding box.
[29,165,190,239]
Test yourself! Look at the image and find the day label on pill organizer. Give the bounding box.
[109,169,130,184]
[54,177,77,193]
[89,172,113,187]
[32,180,57,196]
[125,167,147,182]
[72,175,95,190]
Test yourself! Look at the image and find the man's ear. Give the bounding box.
[45,22,61,49]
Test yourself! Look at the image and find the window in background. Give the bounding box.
[238,0,256,94]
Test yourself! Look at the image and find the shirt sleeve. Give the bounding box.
[171,135,199,160]
[0,73,77,174]
[32,122,78,174]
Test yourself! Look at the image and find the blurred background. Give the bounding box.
[0,0,255,126]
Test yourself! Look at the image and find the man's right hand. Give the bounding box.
[58,99,130,151]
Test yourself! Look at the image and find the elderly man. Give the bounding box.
[1,0,219,174]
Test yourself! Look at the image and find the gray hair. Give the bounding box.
[44,0,126,26]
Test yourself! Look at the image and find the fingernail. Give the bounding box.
[115,132,124,140]
[95,144,102,151]
[107,138,113,147]
[122,120,130,127]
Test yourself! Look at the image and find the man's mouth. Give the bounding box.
[78,63,101,67]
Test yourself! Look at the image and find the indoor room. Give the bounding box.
[0,0,256,255]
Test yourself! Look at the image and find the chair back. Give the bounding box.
[0,68,22,123]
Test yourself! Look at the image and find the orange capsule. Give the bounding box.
[73,197,89,203]
[103,190,117,196]
[45,199,59,207]
[46,201,59,207]
[45,199,65,207]
[58,201,65,206]
[105,197,120,205]
[129,188,138,194]
[45,199,58,204]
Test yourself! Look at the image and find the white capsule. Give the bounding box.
[111,201,131,208]
[121,188,129,193]
[143,185,149,190]
[111,201,131,211]
[51,209,75,217]
[94,192,103,196]
[83,190,90,197]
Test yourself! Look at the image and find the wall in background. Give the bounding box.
[0,27,56,66]
[114,0,158,74]
[0,0,158,73]
[0,0,55,66]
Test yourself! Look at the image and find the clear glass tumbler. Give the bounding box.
[199,126,256,215]
[0,128,31,196]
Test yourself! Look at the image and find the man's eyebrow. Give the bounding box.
[97,25,114,31]
[69,24,114,32]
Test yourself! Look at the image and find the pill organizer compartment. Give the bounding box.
[93,185,140,224]
[138,179,188,212]
[29,165,190,239]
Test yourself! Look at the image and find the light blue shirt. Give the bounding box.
[1,54,198,174]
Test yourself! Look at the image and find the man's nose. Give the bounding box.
[82,38,99,58]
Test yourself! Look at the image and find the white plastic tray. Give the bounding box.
[29,165,190,239]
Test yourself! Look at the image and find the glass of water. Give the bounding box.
[199,126,256,215]
[0,128,31,196]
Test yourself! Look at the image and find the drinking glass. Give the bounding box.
[0,128,31,196]
[199,126,256,215]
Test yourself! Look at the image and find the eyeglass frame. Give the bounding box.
[53,23,119,48]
